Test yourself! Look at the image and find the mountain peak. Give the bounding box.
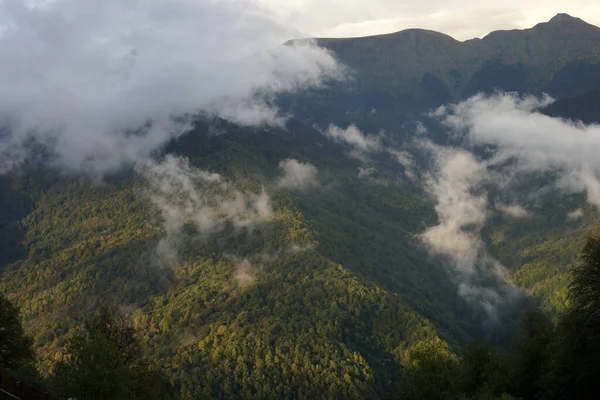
[547,13,590,26]
[550,13,577,21]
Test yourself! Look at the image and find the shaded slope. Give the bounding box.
[311,14,600,102]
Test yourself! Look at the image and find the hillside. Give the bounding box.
[0,119,482,398]
[316,13,600,96]
[2,12,600,399]
[283,14,600,132]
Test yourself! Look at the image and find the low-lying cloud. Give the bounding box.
[567,208,584,220]
[0,0,341,174]
[496,203,533,219]
[277,158,319,189]
[325,124,382,152]
[420,144,489,274]
[420,91,600,314]
[388,149,417,180]
[234,258,256,288]
[138,155,272,264]
[437,93,600,208]
[419,142,520,317]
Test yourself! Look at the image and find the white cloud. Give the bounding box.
[496,203,533,219]
[418,142,521,316]
[388,149,417,180]
[0,0,341,174]
[234,258,255,288]
[438,93,600,209]
[358,166,376,178]
[415,121,428,135]
[420,144,489,275]
[277,158,319,189]
[567,208,584,220]
[325,124,382,152]
[420,91,600,313]
[137,155,272,264]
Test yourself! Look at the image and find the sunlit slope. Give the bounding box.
[0,119,476,398]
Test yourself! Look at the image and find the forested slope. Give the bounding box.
[2,13,600,400]
[0,119,471,398]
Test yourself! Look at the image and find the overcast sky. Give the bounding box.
[258,0,600,40]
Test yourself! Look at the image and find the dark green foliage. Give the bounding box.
[465,61,530,95]
[543,89,600,124]
[0,294,33,369]
[0,147,456,398]
[394,338,458,400]
[511,308,554,399]
[549,61,600,98]
[52,308,173,400]
[457,340,512,398]
[546,232,600,399]
[392,233,600,400]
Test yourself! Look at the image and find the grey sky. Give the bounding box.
[258,0,600,40]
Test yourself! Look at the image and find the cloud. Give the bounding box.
[437,93,600,209]
[415,121,429,135]
[388,149,417,180]
[496,203,533,218]
[567,208,584,220]
[358,166,376,178]
[277,158,319,189]
[234,258,255,288]
[325,124,382,152]
[0,0,341,174]
[419,91,600,313]
[137,155,272,264]
[419,144,489,274]
[418,142,520,316]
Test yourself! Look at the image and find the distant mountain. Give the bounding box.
[300,14,600,109]
[282,14,600,134]
[544,89,600,123]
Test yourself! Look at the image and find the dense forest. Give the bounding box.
[2,11,600,400]
[2,230,600,399]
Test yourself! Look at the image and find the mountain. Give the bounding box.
[285,14,600,132]
[2,14,600,399]
[316,13,600,97]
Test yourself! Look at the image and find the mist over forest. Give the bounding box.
[1,1,600,399]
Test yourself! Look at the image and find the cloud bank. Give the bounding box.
[0,0,341,174]
[420,92,600,313]
[277,158,319,189]
[438,93,600,208]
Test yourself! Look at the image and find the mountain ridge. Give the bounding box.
[302,13,600,100]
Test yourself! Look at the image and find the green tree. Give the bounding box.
[511,307,554,399]
[457,340,512,398]
[546,233,600,399]
[0,294,33,369]
[52,308,173,400]
[394,338,459,400]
